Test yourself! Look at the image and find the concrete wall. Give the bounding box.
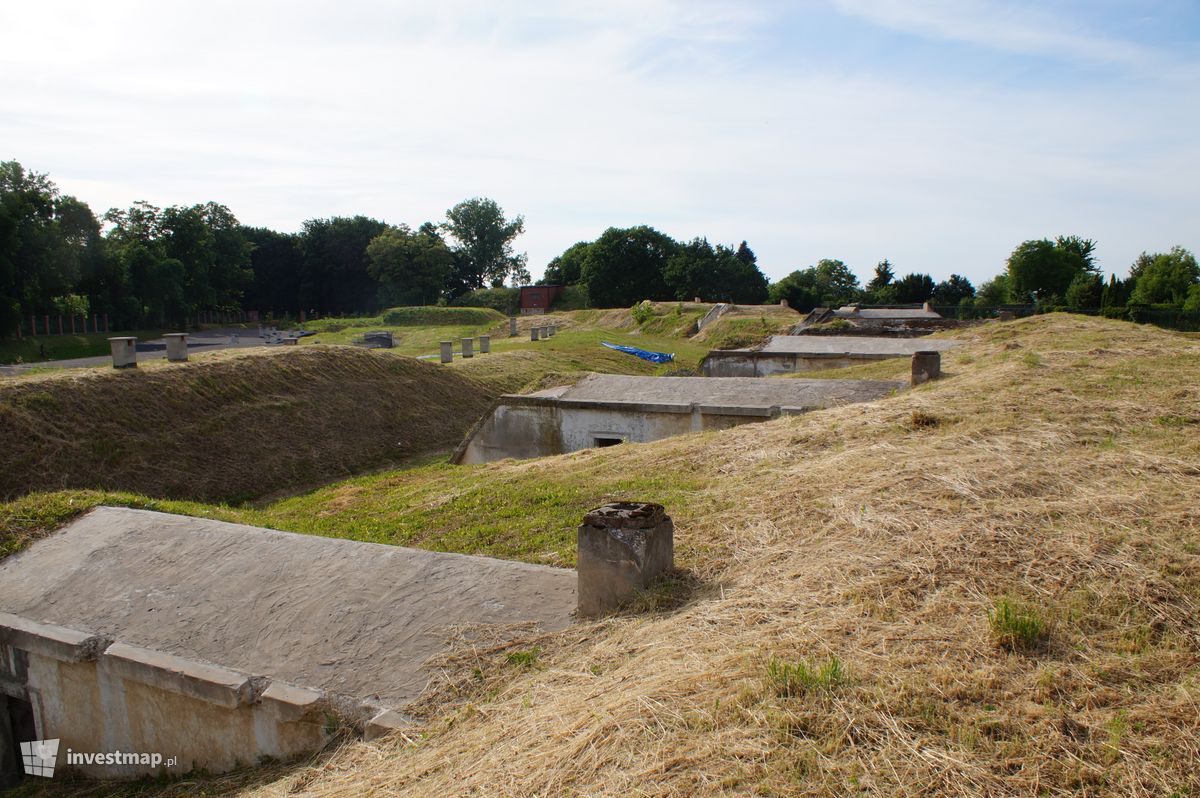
[455,397,783,464]
[0,612,375,780]
[702,350,893,377]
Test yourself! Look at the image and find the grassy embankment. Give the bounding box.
[6,314,1198,795]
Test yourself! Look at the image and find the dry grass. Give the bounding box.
[0,346,494,502]
[14,314,1200,797]
[227,315,1198,798]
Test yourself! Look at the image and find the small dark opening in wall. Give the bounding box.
[594,437,624,448]
[1,694,37,787]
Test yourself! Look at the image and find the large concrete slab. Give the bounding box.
[760,335,960,355]
[526,373,904,410]
[0,507,576,707]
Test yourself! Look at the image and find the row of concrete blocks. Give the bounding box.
[439,335,491,363]
[0,611,406,742]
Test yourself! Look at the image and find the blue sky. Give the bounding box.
[1,0,1197,287]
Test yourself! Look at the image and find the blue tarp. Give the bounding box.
[601,341,674,364]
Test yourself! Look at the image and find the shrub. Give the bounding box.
[506,647,541,669]
[631,300,655,326]
[451,287,520,316]
[988,598,1049,652]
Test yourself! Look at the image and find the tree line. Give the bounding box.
[545,231,1199,319]
[4,158,1196,337]
[0,160,529,335]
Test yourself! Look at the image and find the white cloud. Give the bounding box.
[0,0,1196,286]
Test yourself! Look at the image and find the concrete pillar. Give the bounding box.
[577,503,674,618]
[531,326,540,341]
[547,325,556,337]
[780,298,789,308]
[911,351,941,386]
[693,296,701,303]
[997,310,1015,321]
[108,337,138,369]
[164,333,189,362]
[440,340,453,363]
[479,335,490,354]
[461,337,474,358]
[509,316,518,336]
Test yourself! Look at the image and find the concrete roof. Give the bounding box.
[833,306,941,319]
[526,373,903,410]
[760,335,960,355]
[0,507,576,708]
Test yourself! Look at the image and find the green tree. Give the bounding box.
[1064,271,1102,309]
[1006,236,1097,302]
[662,238,768,303]
[931,274,974,305]
[974,274,1011,307]
[1100,274,1132,310]
[542,241,590,285]
[768,259,860,310]
[1183,284,1200,313]
[243,227,303,315]
[1128,247,1199,306]
[442,197,527,293]
[579,226,677,307]
[298,216,389,315]
[366,223,454,306]
[893,272,935,303]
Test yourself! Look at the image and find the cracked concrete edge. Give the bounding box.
[0,611,112,663]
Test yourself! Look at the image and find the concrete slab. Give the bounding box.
[527,373,904,410]
[759,335,960,355]
[0,507,576,707]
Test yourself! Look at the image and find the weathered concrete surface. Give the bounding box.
[759,335,960,355]
[533,373,903,407]
[0,507,576,707]
[577,504,674,617]
[703,335,958,377]
[455,373,905,463]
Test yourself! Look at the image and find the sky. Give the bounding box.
[2,0,1197,286]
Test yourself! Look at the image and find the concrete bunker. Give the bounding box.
[0,507,577,781]
[453,373,906,464]
[702,335,960,377]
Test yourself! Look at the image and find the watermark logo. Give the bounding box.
[20,738,59,778]
[18,740,177,778]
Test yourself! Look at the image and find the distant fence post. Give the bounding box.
[44,315,50,336]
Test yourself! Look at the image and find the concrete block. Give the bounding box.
[479,335,490,354]
[102,642,254,709]
[547,325,556,337]
[531,326,540,341]
[997,310,1015,321]
[108,337,137,369]
[163,333,188,362]
[577,503,674,618]
[281,337,297,346]
[364,708,413,740]
[0,612,110,663]
[911,351,941,386]
[258,680,324,723]
[440,340,453,363]
[461,337,473,358]
[509,316,518,336]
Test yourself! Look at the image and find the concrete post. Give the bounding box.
[531,326,540,341]
[780,298,789,308]
[479,335,490,354]
[461,337,474,358]
[164,333,189,362]
[440,341,453,363]
[577,503,674,618]
[108,337,138,369]
[997,310,1015,321]
[547,325,556,337]
[911,351,941,386]
[509,316,518,336]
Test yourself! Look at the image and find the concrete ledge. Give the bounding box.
[0,612,110,663]
[101,642,254,709]
[693,403,777,418]
[258,680,325,723]
[364,708,414,740]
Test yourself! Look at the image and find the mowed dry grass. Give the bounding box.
[212,315,1196,798]
[0,346,494,502]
